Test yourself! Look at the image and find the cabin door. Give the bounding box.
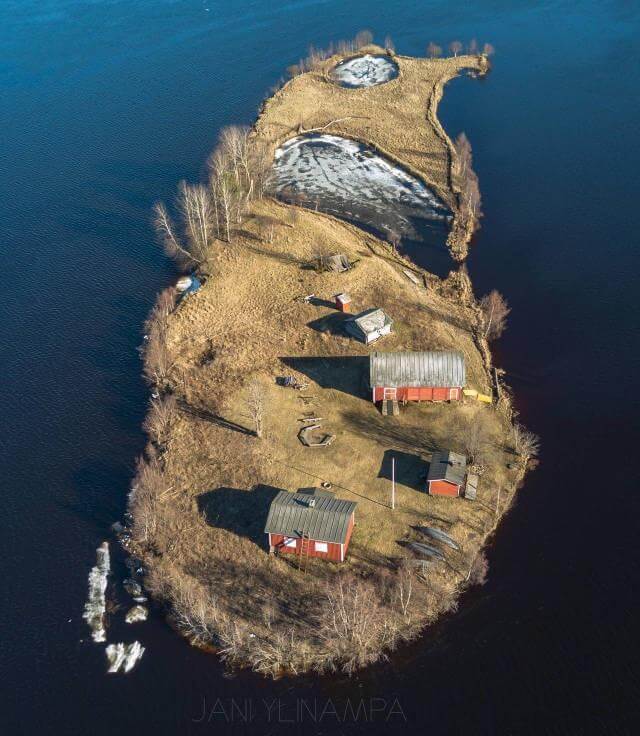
[383,387,397,400]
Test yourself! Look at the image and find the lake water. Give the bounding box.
[1,1,639,734]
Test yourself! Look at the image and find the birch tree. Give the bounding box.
[480,290,510,340]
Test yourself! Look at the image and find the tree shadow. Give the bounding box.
[241,242,307,265]
[343,407,439,453]
[179,400,254,436]
[378,448,426,492]
[197,484,284,544]
[281,355,369,398]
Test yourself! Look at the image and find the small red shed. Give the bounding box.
[264,488,357,562]
[427,450,467,497]
[335,293,352,313]
[370,351,465,403]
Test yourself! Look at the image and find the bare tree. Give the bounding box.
[354,30,373,49]
[454,132,472,178]
[177,180,214,261]
[480,290,510,340]
[395,561,414,619]
[153,202,201,268]
[318,574,398,674]
[466,550,489,585]
[246,381,266,438]
[458,411,493,464]
[129,452,170,545]
[468,38,479,54]
[427,42,443,58]
[384,35,395,53]
[142,288,177,389]
[512,422,540,462]
[482,42,495,57]
[386,228,401,254]
[449,40,463,57]
[143,394,177,447]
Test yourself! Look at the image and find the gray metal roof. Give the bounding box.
[264,489,357,544]
[349,308,393,336]
[427,450,467,486]
[370,351,465,388]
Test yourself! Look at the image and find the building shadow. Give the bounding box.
[197,484,284,544]
[378,448,426,492]
[306,312,351,336]
[281,355,369,398]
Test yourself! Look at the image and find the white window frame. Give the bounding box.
[284,537,297,548]
[315,541,328,553]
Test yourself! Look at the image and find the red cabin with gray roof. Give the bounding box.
[370,351,465,403]
[264,488,357,562]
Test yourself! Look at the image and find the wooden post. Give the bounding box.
[391,456,396,510]
[495,486,501,519]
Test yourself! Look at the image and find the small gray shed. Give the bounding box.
[346,308,393,344]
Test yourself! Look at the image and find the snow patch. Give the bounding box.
[106,641,145,673]
[331,54,399,88]
[125,605,148,624]
[82,541,110,643]
[271,134,450,241]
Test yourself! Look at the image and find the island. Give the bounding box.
[125,38,537,677]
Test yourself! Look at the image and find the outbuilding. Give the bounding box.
[427,450,467,497]
[346,308,393,344]
[369,351,465,403]
[264,488,357,562]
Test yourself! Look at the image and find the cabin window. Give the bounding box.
[284,537,297,548]
[315,541,328,553]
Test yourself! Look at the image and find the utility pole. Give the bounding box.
[391,455,396,510]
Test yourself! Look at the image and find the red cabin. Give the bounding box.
[370,351,465,403]
[427,450,467,497]
[264,488,356,562]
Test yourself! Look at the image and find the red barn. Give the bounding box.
[264,488,357,562]
[427,450,467,497]
[370,351,465,403]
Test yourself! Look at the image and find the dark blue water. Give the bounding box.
[1,2,639,734]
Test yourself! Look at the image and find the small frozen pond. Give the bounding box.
[331,54,399,88]
[271,135,451,255]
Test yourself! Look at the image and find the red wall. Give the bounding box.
[270,533,342,562]
[373,387,461,402]
[268,513,356,563]
[428,479,461,497]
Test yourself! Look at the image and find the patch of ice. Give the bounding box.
[106,641,145,673]
[270,134,450,241]
[125,605,148,624]
[82,541,110,643]
[332,54,399,88]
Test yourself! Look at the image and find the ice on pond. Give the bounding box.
[271,134,450,242]
[331,54,399,88]
[82,541,110,643]
[106,641,145,673]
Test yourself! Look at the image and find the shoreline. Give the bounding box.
[126,45,530,677]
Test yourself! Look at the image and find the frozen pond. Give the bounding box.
[331,54,399,87]
[271,134,451,254]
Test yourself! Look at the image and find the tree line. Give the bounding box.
[427,39,495,58]
[152,125,270,270]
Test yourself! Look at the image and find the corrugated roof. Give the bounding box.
[370,351,465,388]
[264,489,357,544]
[428,450,467,486]
[350,308,392,335]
